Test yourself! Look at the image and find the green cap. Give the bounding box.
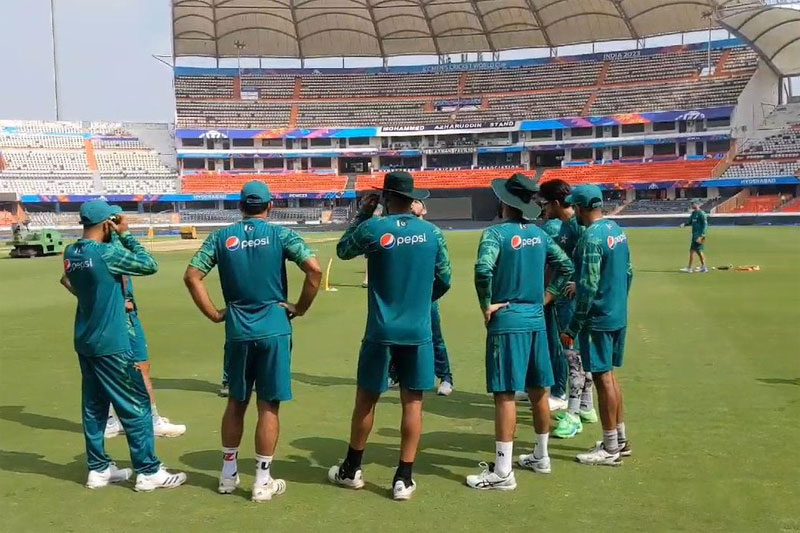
[79,199,122,227]
[373,171,429,200]
[490,172,541,220]
[691,199,702,206]
[240,180,272,204]
[565,184,603,209]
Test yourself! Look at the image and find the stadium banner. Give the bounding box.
[526,133,730,151]
[520,107,734,131]
[178,149,421,159]
[378,121,518,136]
[20,192,355,203]
[174,38,743,77]
[176,127,379,140]
[699,176,800,187]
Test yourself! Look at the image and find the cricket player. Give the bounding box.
[389,199,454,395]
[328,171,451,501]
[466,174,573,490]
[538,211,568,411]
[681,201,709,273]
[560,185,632,466]
[184,181,322,503]
[62,200,186,491]
[538,178,598,439]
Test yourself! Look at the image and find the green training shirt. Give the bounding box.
[565,219,633,337]
[475,221,573,334]
[64,232,158,357]
[557,215,584,259]
[189,218,314,342]
[337,212,451,345]
[542,218,562,240]
[688,210,709,239]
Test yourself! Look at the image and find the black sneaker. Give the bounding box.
[619,440,632,457]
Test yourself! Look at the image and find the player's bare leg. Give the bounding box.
[349,387,379,450]
[393,388,423,499]
[218,399,246,493]
[329,387,378,490]
[612,373,630,456]
[251,400,285,502]
[133,361,186,438]
[577,371,621,466]
[518,387,552,474]
[467,393,518,489]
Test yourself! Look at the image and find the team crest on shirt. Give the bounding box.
[510,235,542,250]
[607,234,627,249]
[226,236,241,251]
[244,223,254,232]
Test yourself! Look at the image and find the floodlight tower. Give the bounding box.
[235,40,246,77]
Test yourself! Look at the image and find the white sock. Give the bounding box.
[108,405,118,421]
[222,447,238,478]
[255,454,273,486]
[494,441,513,477]
[150,404,159,419]
[603,430,619,452]
[534,433,549,459]
[617,422,627,443]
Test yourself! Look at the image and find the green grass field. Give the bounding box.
[1,226,799,532]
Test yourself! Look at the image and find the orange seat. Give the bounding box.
[182,173,347,193]
[356,169,532,190]
[732,195,781,213]
[541,160,718,185]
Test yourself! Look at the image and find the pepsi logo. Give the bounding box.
[63,259,71,271]
[510,235,542,250]
[607,234,627,249]
[225,236,241,251]
[380,233,396,249]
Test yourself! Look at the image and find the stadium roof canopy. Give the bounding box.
[718,5,800,76]
[172,0,800,75]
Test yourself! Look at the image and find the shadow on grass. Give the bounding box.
[150,377,219,394]
[291,434,482,487]
[379,389,496,421]
[757,377,800,386]
[292,372,357,387]
[0,450,86,486]
[0,406,82,434]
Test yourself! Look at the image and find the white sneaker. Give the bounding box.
[514,391,529,402]
[134,465,187,492]
[548,395,568,411]
[104,417,124,438]
[327,464,365,489]
[218,473,240,494]
[387,377,399,389]
[392,479,417,501]
[85,463,132,489]
[153,416,186,438]
[465,462,517,491]
[576,441,622,466]
[679,267,693,273]
[252,478,287,503]
[436,381,453,396]
[517,453,552,474]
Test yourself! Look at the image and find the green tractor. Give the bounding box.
[9,227,66,258]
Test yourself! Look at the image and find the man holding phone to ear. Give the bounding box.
[62,200,186,492]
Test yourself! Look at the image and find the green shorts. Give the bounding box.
[485,331,553,393]
[127,313,148,363]
[357,341,434,394]
[690,237,705,252]
[225,335,292,403]
[578,328,626,373]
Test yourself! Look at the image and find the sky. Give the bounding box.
[0,0,796,123]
